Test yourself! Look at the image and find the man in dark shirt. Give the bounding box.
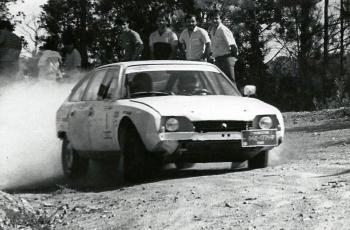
[0,20,22,78]
[119,17,144,61]
[149,14,178,60]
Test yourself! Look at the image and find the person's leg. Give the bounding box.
[225,57,236,83]
[214,57,226,76]
[215,56,235,83]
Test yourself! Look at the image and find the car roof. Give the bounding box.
[96,60,217,69]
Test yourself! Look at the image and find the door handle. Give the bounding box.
[88,107,94,116]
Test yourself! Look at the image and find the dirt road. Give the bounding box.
[1,109,350,229]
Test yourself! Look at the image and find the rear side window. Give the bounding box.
[97,67,120,100]
[82,69,108,101]
[69,75,90,102]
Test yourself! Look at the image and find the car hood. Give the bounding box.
[130,96,280,121]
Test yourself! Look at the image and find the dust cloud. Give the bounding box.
[0,78,76,190]
[269,134,298,166]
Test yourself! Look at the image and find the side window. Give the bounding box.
[82,69,108,101]
[210,72,236,95]
[98,67,120,100]
[69,75,90,102]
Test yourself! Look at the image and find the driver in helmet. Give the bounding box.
[177,74,202,95]
[130,72,153,94]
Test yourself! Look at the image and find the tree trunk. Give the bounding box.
[298,1,314,109]
[323,0,329,99]
[79,0,88,68]
[340,0,345,77]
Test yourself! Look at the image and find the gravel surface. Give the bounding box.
[1,108,350,230]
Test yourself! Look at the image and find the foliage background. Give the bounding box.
[2,0,350,111]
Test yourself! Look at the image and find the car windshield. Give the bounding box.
[125,65,240,98]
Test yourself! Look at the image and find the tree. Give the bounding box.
[17,15,43,56]
[40,0,195,66]
[40,0,95,67]
[0,0,18,20]
[273,0,323,110]
[324,0,329,87]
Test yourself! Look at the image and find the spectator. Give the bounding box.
[118,17,144,61]
[63,41,81,77]
[37,41,62,81]
[149,14,178,60]
[209,11,238,83]
[179,14,212,61]
[0,20,22,79]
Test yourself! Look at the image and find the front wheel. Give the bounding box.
[122,128,151,182]
[61,138,89,179]
[175,162,195,170]
[248,151,269,169]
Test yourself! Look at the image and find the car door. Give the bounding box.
[83,67,121,151]
[67,74,93,151]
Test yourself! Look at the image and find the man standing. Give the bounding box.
[209,11,238,82]
[63,41,81,78]
[0,20,22,79]
[179,14,211,61]
[37,41,62,81]
[149,14,178,60]
[119,17,144,61]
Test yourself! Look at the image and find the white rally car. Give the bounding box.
[56,60,284,182]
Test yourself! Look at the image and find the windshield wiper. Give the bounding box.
[130,91,174,98]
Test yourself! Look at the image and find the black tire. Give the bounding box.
[230,161,247,169]
[122,128,150,182]
[175,162,195,169]
[248,151,269,169]
[61,138,89,179]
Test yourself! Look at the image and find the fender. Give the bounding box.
[112,100,162,152]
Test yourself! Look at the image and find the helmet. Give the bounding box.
[178,75,200,93]
[130,73,152,93]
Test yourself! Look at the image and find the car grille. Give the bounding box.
[193,121,253,133]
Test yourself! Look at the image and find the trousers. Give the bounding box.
[215,55,236,83]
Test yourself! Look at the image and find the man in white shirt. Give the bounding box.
[149,14,178,60]
[38,48,62,80]
[209,11,238,83]
[179,14,212,61]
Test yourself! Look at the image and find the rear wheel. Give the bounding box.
[61,138,89,179]
[248,151,269,169]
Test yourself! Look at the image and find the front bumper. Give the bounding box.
[159,131,243,141]
[156,130,283,157]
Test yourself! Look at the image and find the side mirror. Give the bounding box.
[243,85,256,97]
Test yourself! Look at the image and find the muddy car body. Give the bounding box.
[56,60,285,181]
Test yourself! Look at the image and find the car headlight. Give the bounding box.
[258,116,273,129]
[165,118,179,132]
[160,116,194,132]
